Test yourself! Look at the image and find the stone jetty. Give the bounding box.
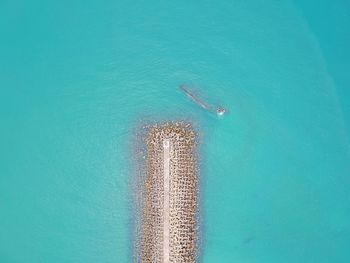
[135,122,199,263]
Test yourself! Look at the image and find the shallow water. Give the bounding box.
[1,0,350,262]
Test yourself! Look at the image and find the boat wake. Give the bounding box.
[180,84,227,116]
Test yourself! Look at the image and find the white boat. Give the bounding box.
[180,84,227,116]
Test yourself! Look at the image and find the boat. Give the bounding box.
[180,84,227,116]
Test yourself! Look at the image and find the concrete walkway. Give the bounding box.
[163,139,170,263]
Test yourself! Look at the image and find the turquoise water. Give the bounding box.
[1,0,350,262]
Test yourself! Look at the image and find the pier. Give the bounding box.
[137,122,199,263]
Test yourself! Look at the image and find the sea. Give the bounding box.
[1,0,350,262]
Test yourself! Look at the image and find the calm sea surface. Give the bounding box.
[1,0,350,262]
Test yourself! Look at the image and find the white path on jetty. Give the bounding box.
[163,139,170,263]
